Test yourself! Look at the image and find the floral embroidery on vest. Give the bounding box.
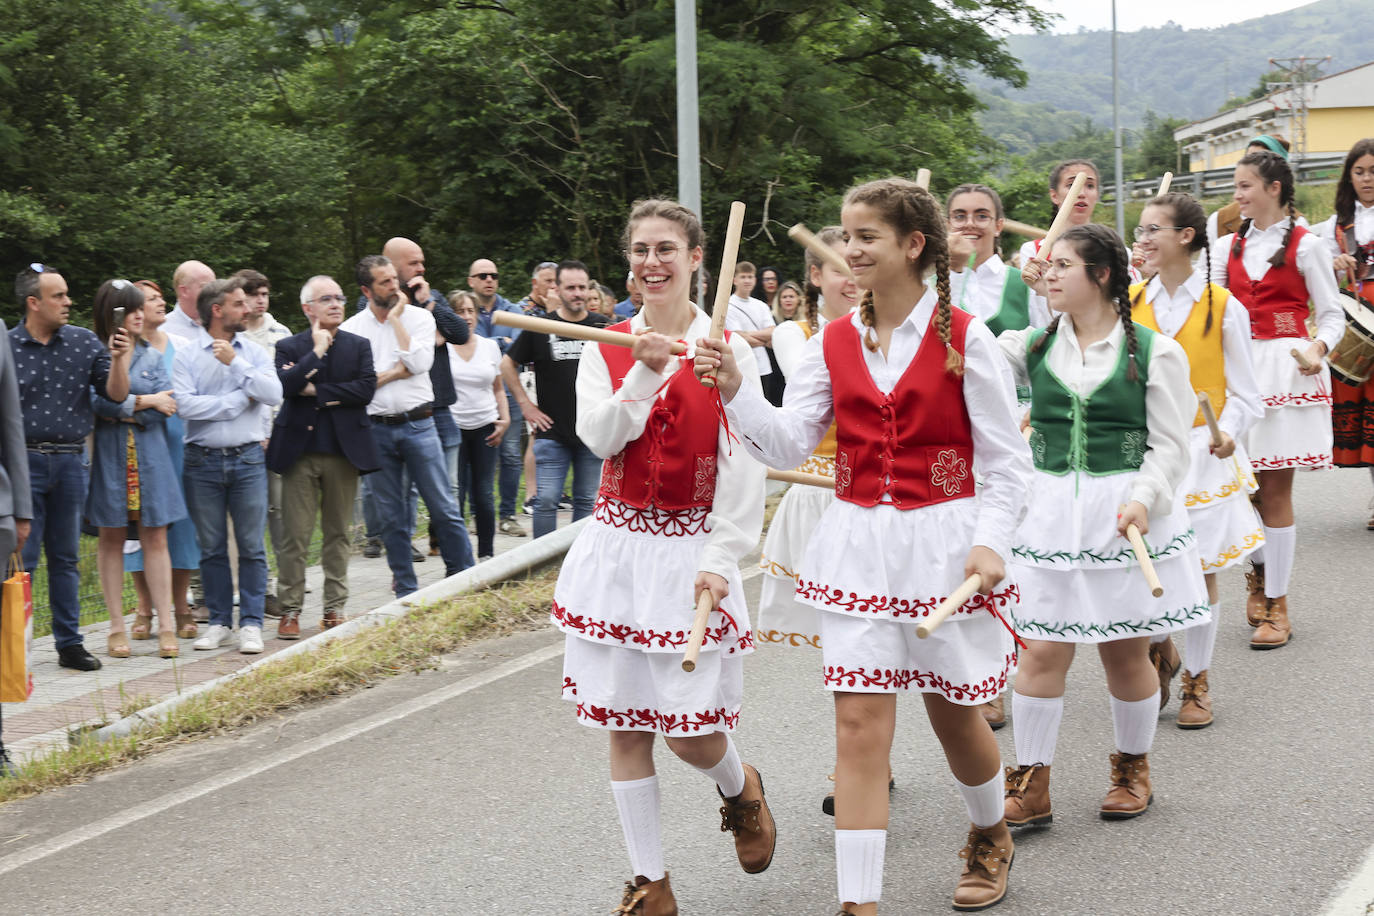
[600,452,625,496]
[693,455,716,502]
[1272,311,1300,337]
[835,450,853,495]
[930,448,969,496]
[1120,430,1147,467]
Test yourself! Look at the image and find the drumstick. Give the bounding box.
[916,574,984,639]
[681,590,716,672]
[700,200,748,388]
[1003,219,1048,239]
[915,168,931,190]
[788,223,856,280]
[1197,391,1223,450]
[1039,172,1089,257]
[765,468,834,489]
[1157,171,1173,196]
[1290,347,1318,371]
[492,311,686,354]
[1125,523,1165,598]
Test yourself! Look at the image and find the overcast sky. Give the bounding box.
[1020,0,1320,33]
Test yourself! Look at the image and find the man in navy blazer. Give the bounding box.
[267,275,379,638]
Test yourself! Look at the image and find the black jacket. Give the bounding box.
[266,329,381,474]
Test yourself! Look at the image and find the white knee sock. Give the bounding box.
[1262,525,1295,598]
[1011,692,1063,766]
[612,776,665,881]
[835,829,886,905]
[1110,692,1160,755]
[955,771,1006,828]
[697,737,745,798]
[1184,602,1220,675]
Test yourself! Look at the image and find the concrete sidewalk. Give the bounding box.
[0,511,560,764]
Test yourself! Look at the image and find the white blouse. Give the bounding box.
[771,318,817,379]
[725,288,1031,562]
[448,336,502,430]
[1316,202,1374,280]
[575,307,765,581]
[998,315,1194,517]
[950,255,1012,325]
[1210,218,1345,351]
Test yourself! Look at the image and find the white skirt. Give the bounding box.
[793,498,1020,703]
[1181,425,1264,572]
[757,481,833,649]
[1246,337,1334,470]
[554,498,751,735]
[1011,470,1210,643]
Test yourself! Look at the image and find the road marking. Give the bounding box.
[0,641,566,878]
[1323,842,1374,915]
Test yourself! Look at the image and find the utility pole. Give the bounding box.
[675,0,701,218]
[1267,55,1330,168]
[1111,0,1124,237]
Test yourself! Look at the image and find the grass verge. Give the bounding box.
[0,565,558,806]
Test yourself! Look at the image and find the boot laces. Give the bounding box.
[1004,763,1039,797]
[719,797,762,835]
[958,829,1007,877]
[611,881,648,914]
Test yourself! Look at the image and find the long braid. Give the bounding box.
[1106,243,1141,382]
[1030,314,1062,354]
[1203,243,1214,334]
[934,249,963,376]
[1230,218,1251,261]
[859,289,879,352]
[804,282,820,336]
[1270,201,1297,268]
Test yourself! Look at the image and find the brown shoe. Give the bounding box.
[1100,752,1152,819]
[1148,638,1181,710]
[953,823,1014,911]
[719,763,776,874]
[611,873,678,916]
[174,610,199,640]
[277,611,301,640]
[322,609,345,629]
[1244,565,1266,627]
[980,695,1006,730]
[1177,671,1213,729]
[1003,764,1052,828]
[1251,595,1291,649]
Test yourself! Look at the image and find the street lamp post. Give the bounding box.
[1112,0,1124,237]
[675,0,701,219]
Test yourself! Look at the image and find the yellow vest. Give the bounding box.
[796,317,838,467]
[1130,281,1229,427]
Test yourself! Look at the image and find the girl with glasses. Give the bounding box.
[947,184,1037,341]
[997,224,1207,833]
[1129,192,1266,727]
[698,177,1031,914]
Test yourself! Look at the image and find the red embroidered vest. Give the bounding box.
[1227,226,1311,340]
[823,312,975,509]
[596,322,724,511]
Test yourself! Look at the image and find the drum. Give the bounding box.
[1328,291,1374,386]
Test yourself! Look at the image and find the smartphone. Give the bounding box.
[112,307,125,329]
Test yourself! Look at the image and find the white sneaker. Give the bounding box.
[193,624,233,651]
[239,625,264,655]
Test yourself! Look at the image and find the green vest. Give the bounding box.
[984,268,1031,337]
[1026,324,1155,476]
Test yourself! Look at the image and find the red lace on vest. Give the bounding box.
[596,323,723,511]
[1227,226,1312,339]
[823,312,975,509]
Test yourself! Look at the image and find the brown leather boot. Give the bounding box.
[611,873,678,915]
[953,823,1014,910]
[719,763,776,873]
[1100,752,1152,819]
[1244,565,1266,627]
[1003,764,1052,828]
[1177,671,1213,729]
[1148,638,1181,710]
[980,694,1006,730]
[1251,596,1291,649]
[277,611,301,640]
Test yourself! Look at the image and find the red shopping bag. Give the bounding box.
[0,552,34,702]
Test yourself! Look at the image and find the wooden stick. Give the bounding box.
[1197,391,1223,450]
[492,311,686,354]
[1003,219,1048,239]
[700,201,748,388]
[915,168,931,190]
[788,223,856,280]
[765,468,834,489]
[1039,172,1089,256]
[1157,171,1173,196]
[1290,347,1317,371]
[681,591,716,672]
[1125,524,1165,598]
[916,574,984,639]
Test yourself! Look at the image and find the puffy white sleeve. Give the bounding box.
[771,320,809,378]
[995,327,1036,389]
[1130,333,1195,515]
[1218,294,1264,440]
[1209,235,1234,288]
[962,322,1033,561]
[698,333,767,579]
[574,341,675,460]
[1295,232,1347,352]
[724,327,834,470]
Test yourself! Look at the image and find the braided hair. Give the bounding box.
[1031,224,1142,382]
[1230,150,1297,269]
[801,225,843,335]
[1147,192,1215,333]
[844,177,963,375]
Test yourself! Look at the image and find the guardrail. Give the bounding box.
[1101,154,1345,202]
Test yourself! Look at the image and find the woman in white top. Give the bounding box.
[447,291,509,560]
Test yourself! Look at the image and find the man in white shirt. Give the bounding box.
[723,261,775,394]
[340,255,475,596]
[165,260,214,340]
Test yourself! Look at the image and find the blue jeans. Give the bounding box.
[361,468,417,540]
[498,391,524,518]
[369,417,474,595]
[531,437,600,538]
[22,451,88,649]
[182,444,269,629]
[456,423,499,557]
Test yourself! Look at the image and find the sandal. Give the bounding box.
[130,613,154,640]
[158,630,180,659]
[107,632,132,659]
[174,611,198,640]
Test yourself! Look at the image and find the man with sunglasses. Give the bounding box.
[10,264,132,671]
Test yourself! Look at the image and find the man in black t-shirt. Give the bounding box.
[500,259,610,538]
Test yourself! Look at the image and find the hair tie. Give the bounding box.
[1251,135,1289,160]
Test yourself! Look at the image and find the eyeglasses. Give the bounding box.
[1045,259,1095,275]
[309,295,347,305]
[470,272,498,281]
[949,212,995,227]
[626,243,683,264]
[1133,224,1184,241]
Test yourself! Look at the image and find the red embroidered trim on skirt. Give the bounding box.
[562,677,740,732]
[1261,391,1332,408]
[592,498,711,537]
[795,579,1020,620]
[552,600,752,653]
[1249,452,1333,470]
[823,653,1014,701]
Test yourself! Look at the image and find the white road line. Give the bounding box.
[0,641,566,878]
[1322,842,1374,915]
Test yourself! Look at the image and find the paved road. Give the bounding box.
[1,469,1371,915]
